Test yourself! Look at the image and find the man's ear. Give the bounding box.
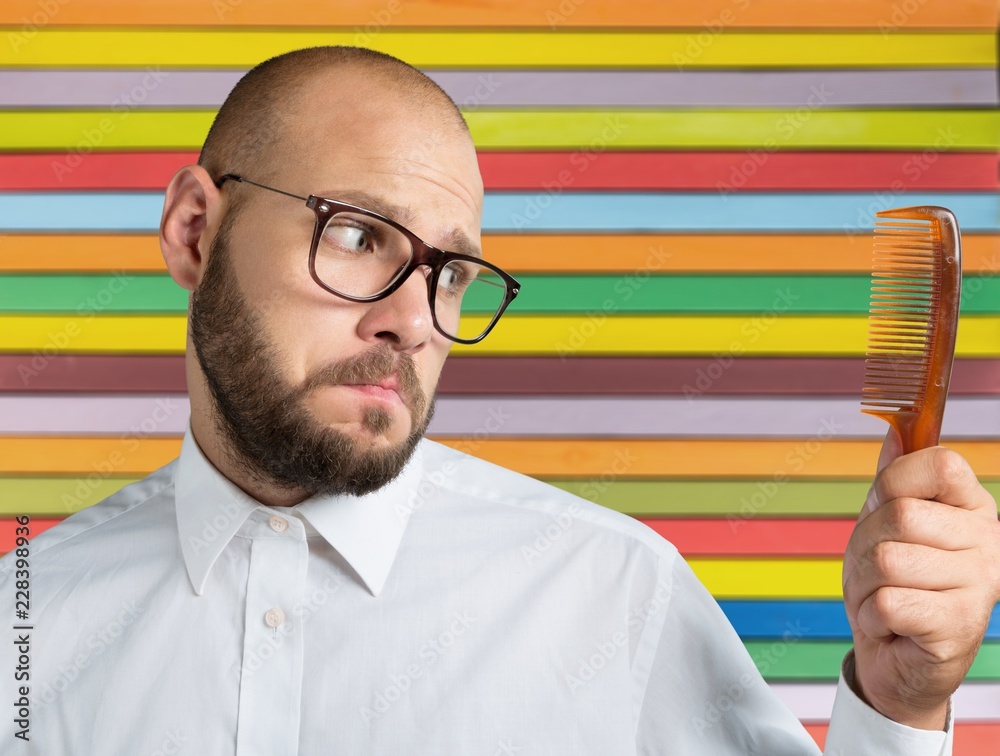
[159,165,224,291]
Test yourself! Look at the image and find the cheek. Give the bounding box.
[249,256,363,367]
[417,339,452,394]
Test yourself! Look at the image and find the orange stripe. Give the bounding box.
[3,438,999,477]
[0,235,168,272]
[0,437,178,475]
[439,439,1000,478]
[486,234,1000,274]
[0,0,990,27]
[3,233,998,274]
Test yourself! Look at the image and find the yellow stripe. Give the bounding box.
[0,30,992,68]
[0,315,186,354]
[2,110,996,151]
[3,314,999,356]
[0,112,215,151]
[689,558,841,598]
[473,315,1000,356]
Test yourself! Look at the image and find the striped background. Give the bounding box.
[0,0,998,749]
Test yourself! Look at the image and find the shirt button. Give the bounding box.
[268,515,288,533]
[265,608,285,628]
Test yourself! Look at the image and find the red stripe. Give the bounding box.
[805,723,1000,752]
[479,151,1000,191]
[0,518,61,552]
[0,517,856,556]
[2,152,194,190]
[0,516,851,557]
[640,518,855,556]
[1,151,996,191]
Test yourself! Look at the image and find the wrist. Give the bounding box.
[844,649,950,732]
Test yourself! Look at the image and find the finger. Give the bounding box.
[876,424,904,476]
[870,446,997,518]
[855,586,987,653]
[850,498,982,559]
[844,541,971,620]
[860,426,904,520]
[855,586,949,643]
[842,499,983,590]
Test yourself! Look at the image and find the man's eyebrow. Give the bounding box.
[314,189,417,229]
[438,228,482,259]
[315,188,482,259]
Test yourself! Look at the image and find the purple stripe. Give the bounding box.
[0,395,190,434]
[425,397,1000,437]
[0,70,994,108]
[1,395,997,438]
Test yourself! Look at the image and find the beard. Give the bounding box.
[188,211,434,498]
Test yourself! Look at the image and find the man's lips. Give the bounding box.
[339,377,405,405]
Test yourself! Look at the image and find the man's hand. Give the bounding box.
[842,427,1000,730]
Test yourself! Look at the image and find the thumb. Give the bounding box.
[876,424,904,475]
[862,425,904,517]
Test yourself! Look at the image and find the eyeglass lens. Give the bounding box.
[315,211,508,342]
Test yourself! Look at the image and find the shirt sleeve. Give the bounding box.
[634,554,953,755]
[824,648,952,755]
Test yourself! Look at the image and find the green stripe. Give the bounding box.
[0,275,186,313]
[0,477,140,515]
[7,274,1000,315]
[747,640,1000,681]
[6,478,1000,518]
[502,275,1000,314]
[548,480,1000,516]
[465,110,1000,151]
[0,478,883,518]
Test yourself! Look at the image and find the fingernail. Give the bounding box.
[864,486,879,514]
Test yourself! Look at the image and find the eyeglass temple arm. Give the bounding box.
[214,173,309,202]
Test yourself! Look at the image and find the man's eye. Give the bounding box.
[324,223,374,254]
[439,262,475,295]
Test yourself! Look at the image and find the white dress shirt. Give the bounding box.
[0,421,952,754]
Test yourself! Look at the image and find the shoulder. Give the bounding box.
[0,458,178,577]
[417,439,678,563]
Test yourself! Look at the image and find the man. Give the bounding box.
[2,46,997,754]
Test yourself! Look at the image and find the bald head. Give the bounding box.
[198,46,469,187]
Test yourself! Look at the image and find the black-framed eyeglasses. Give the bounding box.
[214,173,520,344]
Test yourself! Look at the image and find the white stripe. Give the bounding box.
[771,682,1000,721]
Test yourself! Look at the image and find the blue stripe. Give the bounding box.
[0,192,996,232]
[487,192,999,232]
[721,600,1000,640]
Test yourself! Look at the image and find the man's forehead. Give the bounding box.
[271,70,483,255]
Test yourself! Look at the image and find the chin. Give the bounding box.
[349,409,413,446]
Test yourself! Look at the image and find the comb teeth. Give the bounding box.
[861,216,942,413]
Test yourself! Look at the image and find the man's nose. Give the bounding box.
[355,266,435,351]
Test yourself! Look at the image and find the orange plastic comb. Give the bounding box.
[861,206,962,455]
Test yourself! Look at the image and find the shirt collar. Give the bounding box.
[174,420,422,598]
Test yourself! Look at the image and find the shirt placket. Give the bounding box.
[235,512,307,756]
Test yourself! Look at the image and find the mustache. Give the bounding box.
[302,345,425,414]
